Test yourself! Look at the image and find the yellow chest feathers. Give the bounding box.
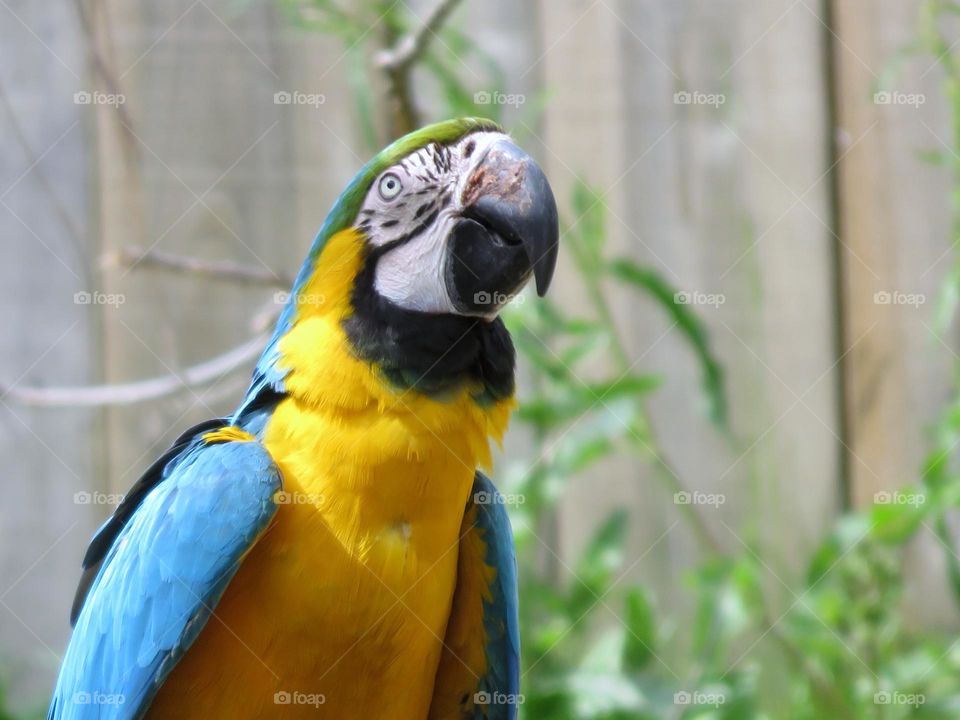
[261,228,514,577]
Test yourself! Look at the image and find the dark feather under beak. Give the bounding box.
[446,138,559,315]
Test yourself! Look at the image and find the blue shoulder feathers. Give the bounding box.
[49,432,281,720]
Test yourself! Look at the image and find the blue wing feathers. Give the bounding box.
[49,438,281,720]
[471,472,521,720]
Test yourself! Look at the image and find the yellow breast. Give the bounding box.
[148,229,513,719]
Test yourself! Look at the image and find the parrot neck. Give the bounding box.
[262,227,516,468]
[260,228,515,540]
[342,236,516,404]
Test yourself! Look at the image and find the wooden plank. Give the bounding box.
[0,0,98,709]
[832,0,957,624]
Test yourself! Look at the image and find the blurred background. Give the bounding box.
[3,0,960,717]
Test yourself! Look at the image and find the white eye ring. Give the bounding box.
[378,173,403,201]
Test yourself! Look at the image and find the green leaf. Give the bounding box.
[517,375,661,430]
[806,515,872,587]
[869,493,929,543]
[622,587,657,671]
[607,258,728,427]
[568,180,607,273]
[936,264,960,332]
[567,511,629,618]
[917,148,951,166]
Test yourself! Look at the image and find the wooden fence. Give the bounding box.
[0,0,955,709]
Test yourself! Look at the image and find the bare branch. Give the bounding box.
[1,334,269,407]
[376,0,464,71]
[375,0,466,135]
[107,247,293,287]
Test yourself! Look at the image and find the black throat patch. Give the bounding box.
[343,243,516,404]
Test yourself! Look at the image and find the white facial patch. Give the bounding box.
[373,211,458,313]
[355,131,514,315]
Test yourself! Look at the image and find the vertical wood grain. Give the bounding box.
[0,0,97,709]
[831,0,957,625]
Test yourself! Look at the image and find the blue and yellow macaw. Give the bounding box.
[49,118,559,719]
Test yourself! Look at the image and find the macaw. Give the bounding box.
[48,118,559,719]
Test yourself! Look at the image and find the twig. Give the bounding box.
[1,334,269,407]
[376,0,464,71]
[73,0,139,151]
[108,247,293,287]
[375,0,465,135]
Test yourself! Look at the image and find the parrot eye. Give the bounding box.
[378,173,403,201]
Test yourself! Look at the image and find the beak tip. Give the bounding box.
[532,190,559,298]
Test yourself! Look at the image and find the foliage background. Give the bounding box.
[3,0,960,718]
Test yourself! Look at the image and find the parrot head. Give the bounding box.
[311,117,558,317]
[257,118,558,403]
[348,119,559,317]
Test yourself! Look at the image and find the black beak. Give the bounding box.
[446,138,559,314]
